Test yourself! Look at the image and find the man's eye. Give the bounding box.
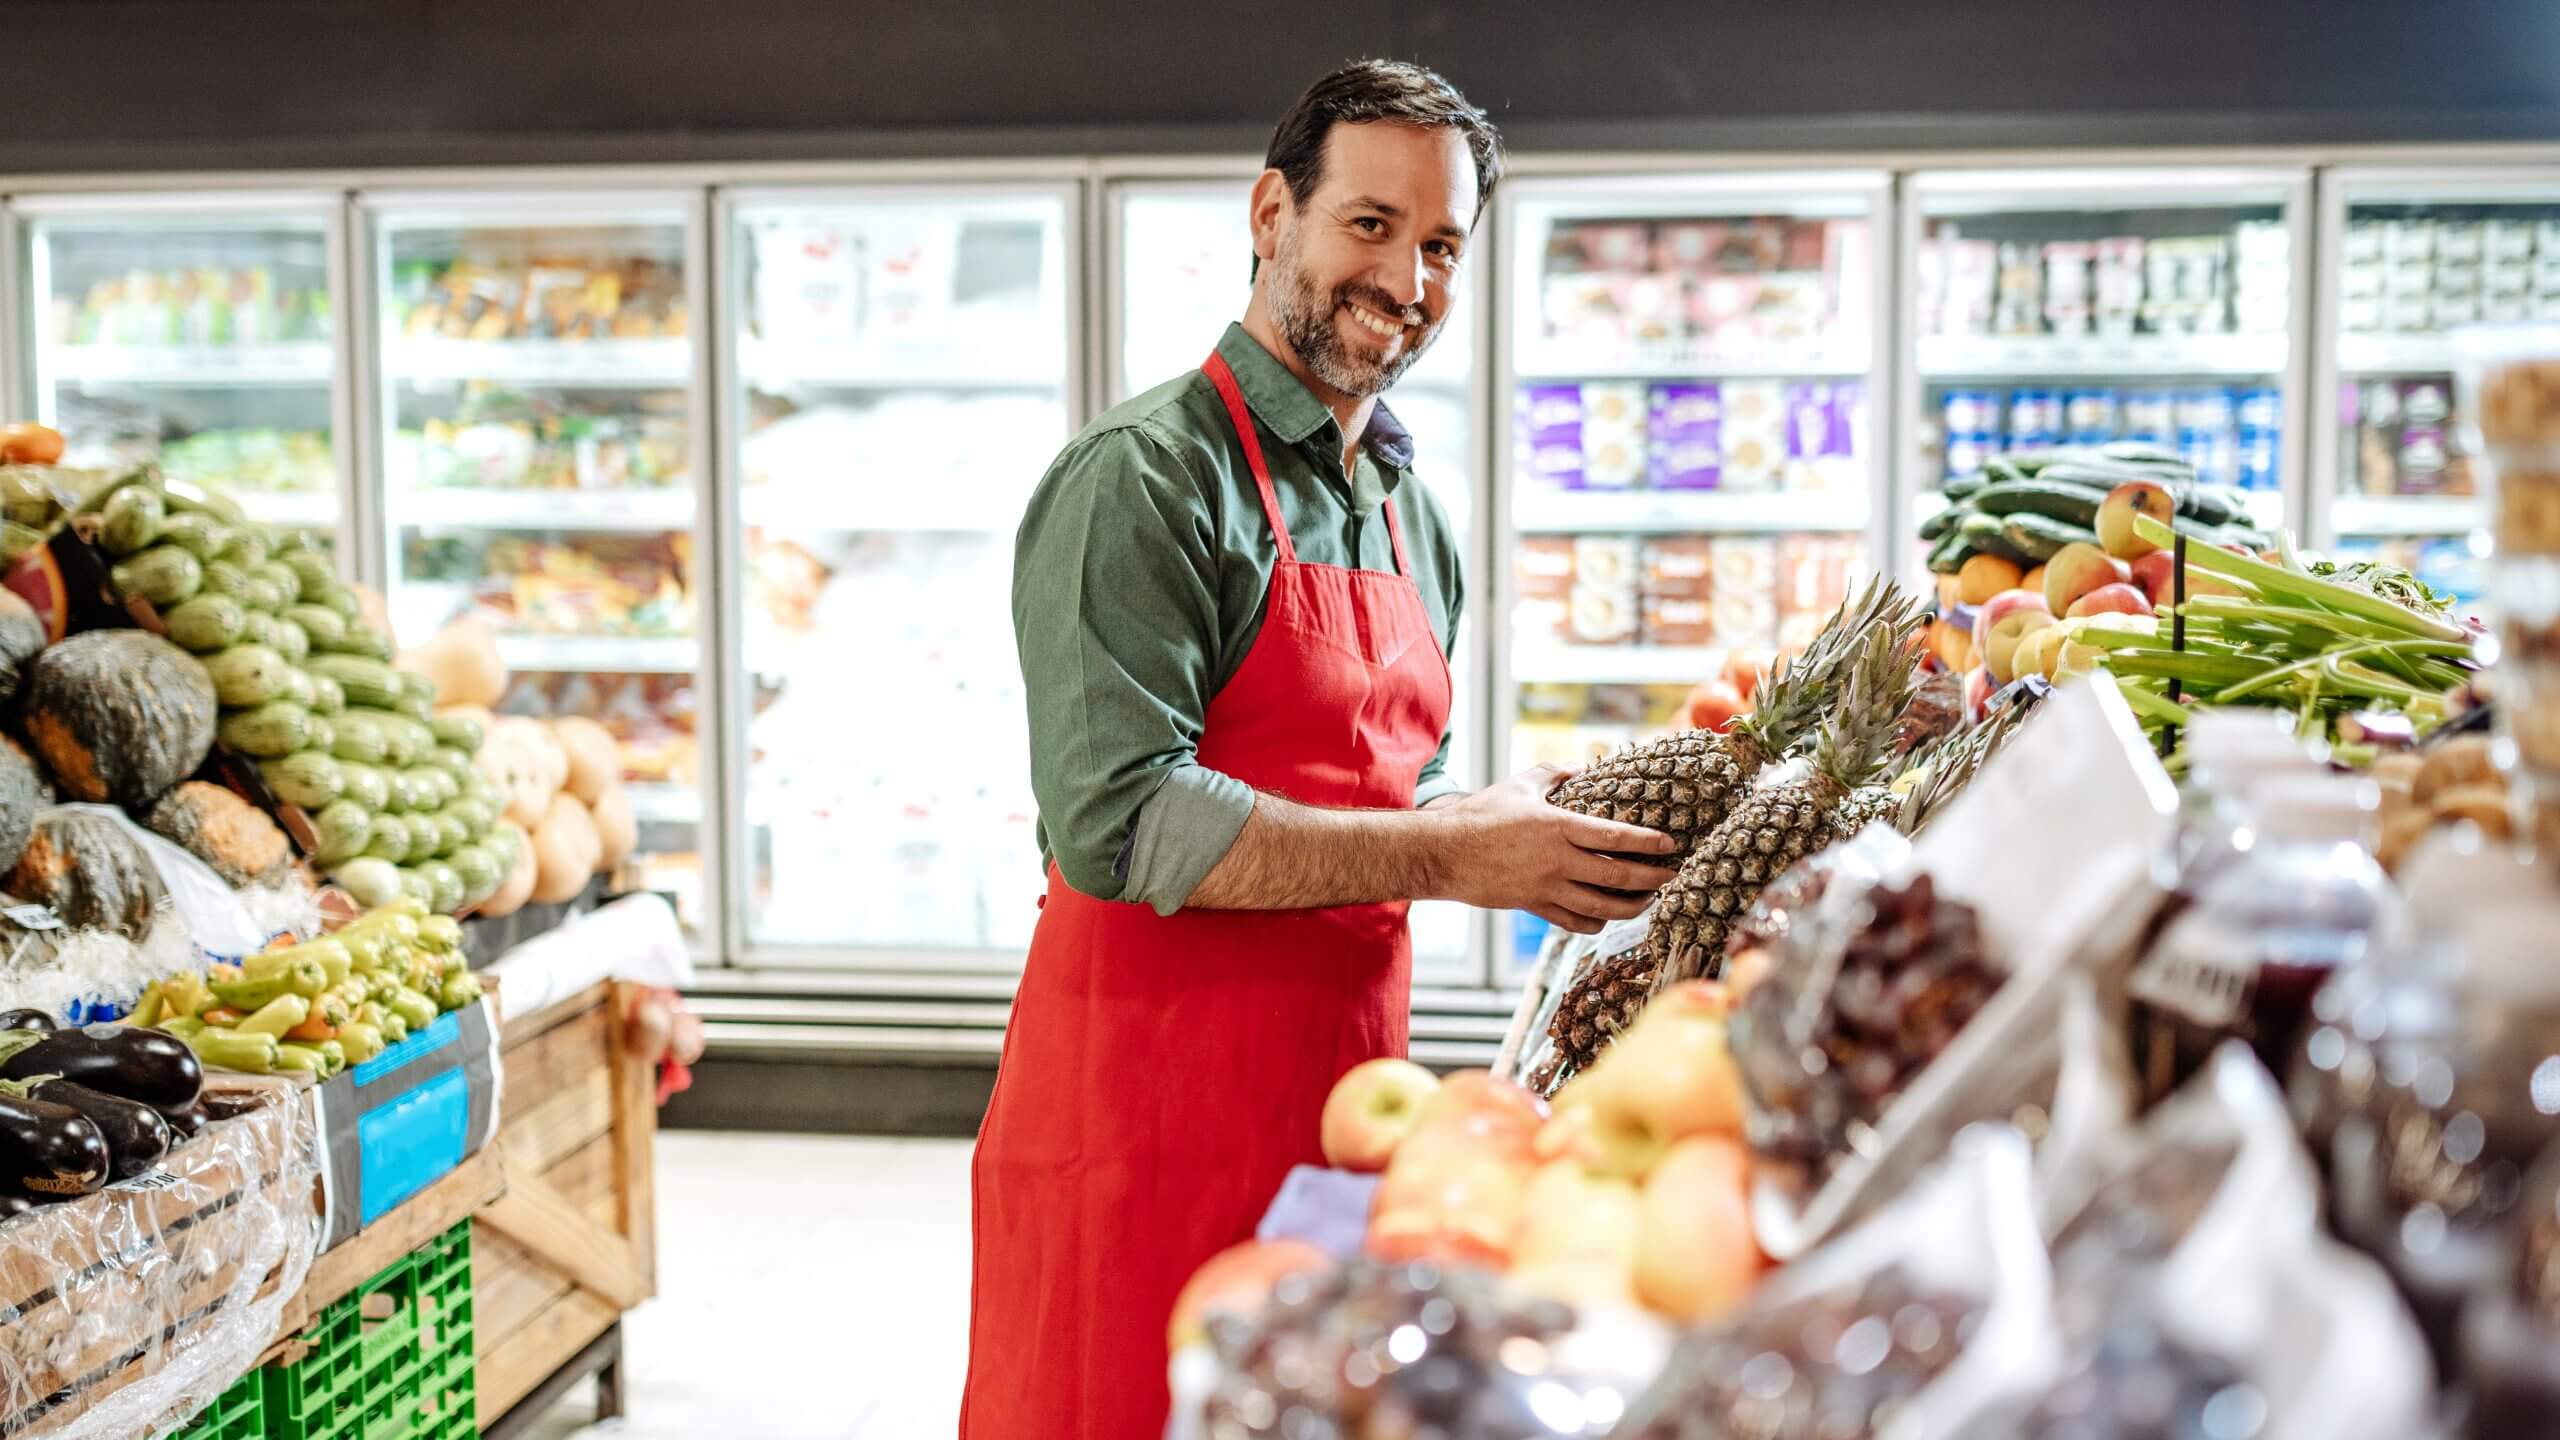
[1353,217,1386,234]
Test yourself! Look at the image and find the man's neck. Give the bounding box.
[1241,295,1376,474]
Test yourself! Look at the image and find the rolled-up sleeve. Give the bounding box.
[1014,424,1254,910]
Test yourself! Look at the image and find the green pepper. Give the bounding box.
[386,989,438,1033]
[438,972,483,1012]
[275,1043,331,1074]
[416,915,463,954]
[238,993,311,1038]
[159,1016,207,1043]
[210,959,327,1011]
[315,1039,347,1073]
[337,1022,385,1066]
[194,1028,280,1074]
[125,981,166,1028]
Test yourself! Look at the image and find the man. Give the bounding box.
[962,60,1675,1439]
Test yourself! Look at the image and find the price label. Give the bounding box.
[4,905,65,932]
[121,1169,185,1192]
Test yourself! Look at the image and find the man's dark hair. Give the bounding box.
[1254,59,1504,280]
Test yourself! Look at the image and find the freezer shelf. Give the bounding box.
[738,337,1060,391]
[1514,490,1865,535]
[49,341,333,387]
[394,487,694,532]
[1514,342,1867,382]
[384,337,690,386]
[1918,331,2285,378]
[1511,642,1723,686]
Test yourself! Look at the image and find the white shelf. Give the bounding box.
[387,337,690,387]
[2337,334,2462,376]
[496,633,696,674]
[2331,494,2485,537]
[233,490,339,528]
[626,783,701,824]
[1919,332,2286,379]
[740,487,1024,534]
[1516,340,1868,382]
[49,341,333,388]
[1513,489,1866,535]
[1512,642,1719,686]
[394,487,694,532]
[739,337,1063,391]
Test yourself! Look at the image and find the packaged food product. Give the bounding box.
[1565,584,1637,646]
[1941,389,2000,437]
[1513,536,1575,599]
[2484,218,2539,261]
[1647,382,1721,489]
[1709,536,1777,630]
[1516,383,1586,489]
[1639,595,1714,648]
[1638,536,1714,600]
[1776,535,1856,635]
[1580,383,1647,489]
[1944,433,1997,482]
[1720,429,1784,493]
[1571,535,1638,588]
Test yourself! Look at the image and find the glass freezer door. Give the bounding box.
[20,195,345,547]
[363,193,710,938]
[1110,177,1486,985]
[1498,172,1891,978]
[725,186,1075,966]
[2313,170,2560,610]
[1901,167,2311,584]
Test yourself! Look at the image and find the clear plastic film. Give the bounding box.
[0,1077,319,1439]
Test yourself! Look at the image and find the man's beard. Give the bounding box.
[1265,237,1438,400]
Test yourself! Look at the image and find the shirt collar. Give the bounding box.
[1214,322,1417,474]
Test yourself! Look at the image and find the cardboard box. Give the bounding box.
[314,999,502,1253]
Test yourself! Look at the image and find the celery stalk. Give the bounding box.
[2133,514,2470,643]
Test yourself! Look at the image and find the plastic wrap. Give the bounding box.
[1616,1126,2062,1440]
[480,892,690,1024]
[0,1077,319,1439]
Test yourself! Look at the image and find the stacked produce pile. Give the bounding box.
[0,1014,209,1205]
[1921,442,2272,589]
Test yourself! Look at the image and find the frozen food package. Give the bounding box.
[1514,536,1577,599]
[1572,535,1639,588]
[1516,382,1587,489]
[1776,535,1855,631]
[1710,538,1779,646]
[1648,382,1723,489]
[1722,379,1784,433]
[1580,383,1648,488]
[1567,584,1639,645]
[1542,272,1629,346]
[1640,595,1715,648]
[1639,536,1715,600]
[1616,1126,2063,1440]
[1720,429,1784,493]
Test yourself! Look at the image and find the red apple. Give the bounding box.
[2041,542,2133,618]
[2095,480,2178,560]
[1633,1137,1764,1322]
[2067,582,2155,619]
[1414,1070,1548,1146]
[1548,980,1746,1181]
[1168,1239,1332,1351]
[1367,1145,1530,1268]
[1720,650,1769,702]
[1682,680,1747,733]
[2128,550,2178,606]
[1964,665,1996,722]
[1973,589,2059,685]
[1320,1057,1441,1173]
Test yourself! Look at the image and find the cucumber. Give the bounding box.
[1940,472,1988,502]
[1956,511,2009,545]
[2183,486,2243,528]
[427,713,484,753]
[1968,480,2105,528]
[330,712,391,766]
[1918,505,1963,542]
[2000,513,2104,564]
[308,673,345,717]
[214,528,270,571]
[339,761,391,814]
[259,752,346,810]
[159,511,230,563]
[205,645,291,708]
[308,656,403,711]
[311,800,373,866]
[1981,456,2032,485]
[219,700,313,758]
[99,485,166,558]
[283,551,338,603]
[363,815,412,864]
[162,594,245,654]
[110,546,203,608]
[1926,530,1975,575]
[283,605,346,651]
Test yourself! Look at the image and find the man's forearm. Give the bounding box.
[1182,792,1451,910]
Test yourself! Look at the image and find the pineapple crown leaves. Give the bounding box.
[1734,576,1926,762]
[1892,701,2026,836]
[1808,621,1929,794]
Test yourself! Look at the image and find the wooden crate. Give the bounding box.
[471,981,657,1426]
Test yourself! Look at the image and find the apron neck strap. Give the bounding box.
[1202,352,1297,566]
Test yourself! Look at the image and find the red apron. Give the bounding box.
[961,353,1453,1439]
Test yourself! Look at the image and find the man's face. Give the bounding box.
[1255,122,1477,401]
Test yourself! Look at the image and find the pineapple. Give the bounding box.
[1532,940,1657,1094]
[1889,701,2026,838]
[1546,576,1913,863]
[1649,623,1924,986]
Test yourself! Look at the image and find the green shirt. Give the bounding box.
[1014,323,1466,914]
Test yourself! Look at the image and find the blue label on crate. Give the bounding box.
[352,1010,460,1088]
[357,1068,469,1226]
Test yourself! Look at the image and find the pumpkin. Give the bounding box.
[0,739,48,877]
[0,590,45,704]
[146,781,292,889]
[480,718,567,830]
[549,717,619,806]
[479,818,538,919]
[19,631,217,811]
[531,792,600,905]
[589,784,636,871]
[6,808,168,939]
[399,615,506,710]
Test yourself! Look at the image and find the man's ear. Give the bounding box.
[1247,169,1290,266]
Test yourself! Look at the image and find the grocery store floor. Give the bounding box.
[522,1132,975,1439]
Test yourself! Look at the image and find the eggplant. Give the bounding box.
[0,1024,202,1109]
[199,1091,263,1122]
[0,1010,54,1032]
[157,1103,208,1140]
[28,1080,168,1179]
[0,1095,107,1198]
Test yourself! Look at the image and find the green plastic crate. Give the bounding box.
[264,1220,477,1440]
[164,1368,265,1440]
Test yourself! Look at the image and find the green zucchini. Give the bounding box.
[308,673,346,717]
[219,700,313,759]
[214,528,270,571]
[1999,513,2104,563]
[162,480,245,526]
[279,665,316,711]
[1969,480,2106,528]
[239,575,288,614]
[330,712,391,766]
[110,546,204,608]
[284,605,347,651]
[159,512,230,563]
[162,595,245,654]
[364,814,412,863]
[306,656,403,711]
[199,560,254,604]
[427,713,484,753]
[269,615,311,665]
[99,485,166,558]
[205,645,291,708]
[258,751,346,810]
[311,800,373,866]
[283,551,338,603]
[339,761,391,814]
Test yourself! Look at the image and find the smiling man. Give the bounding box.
[962,60,1675,1439]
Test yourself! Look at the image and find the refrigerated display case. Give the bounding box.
[1106,175,1488,981]
[723,184,1076,967]
[2310,169,2557,607]
[17,193,348,545]
[1497,170,1891,974]
[1900,166,2312,581]
[361,190,713,936]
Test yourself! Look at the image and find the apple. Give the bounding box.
[1512,1160,1643,1285]
[1168,1239,1332,1352]
[2041,542,2133,618]
[1973,590,2058,684]
[2012,622,2074,682]
[2067,582,2154,620]
[1367,1144,1530,1268]
[1963,665,1995,722]
[1720,650,1769,702]
[1320,1057,1441,1173]
[2128,550,2178,606]
[1682,680,1747,733]
[1413,1070,1547,1147]
[1548,981,1745,1181]
[1633,1137,1764,1323]
[2095,479,2178,559]
[1955,552,2024,608]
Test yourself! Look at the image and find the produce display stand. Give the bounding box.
[469,980,656,1432]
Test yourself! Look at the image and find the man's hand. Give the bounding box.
[1424,764,1678,934]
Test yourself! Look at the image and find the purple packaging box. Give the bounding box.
[1524,440,1587,489]
[1648,382,1722,488]
[1517,383,1586,489]
[1650,438,1722,489]
[1783,382,1831,459]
